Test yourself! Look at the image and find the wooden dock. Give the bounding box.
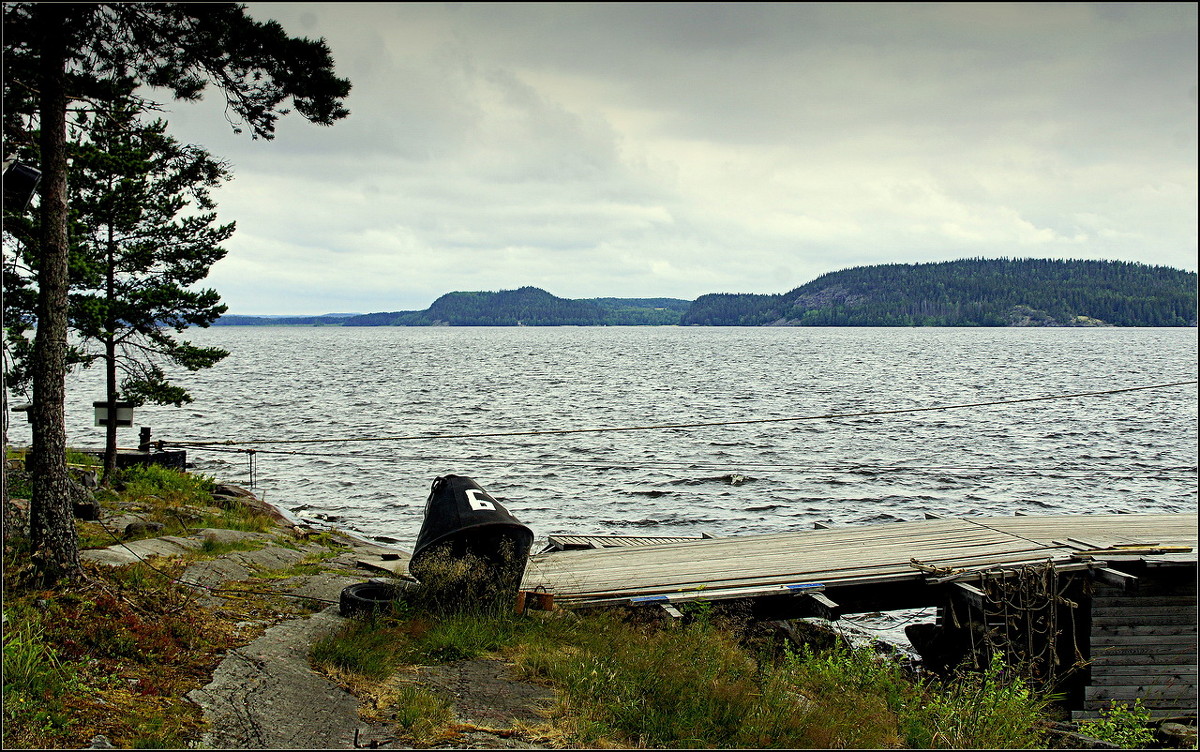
[521,512,1196,611]
[519,512,1197,718]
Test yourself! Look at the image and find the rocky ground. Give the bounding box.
[68,484,558,750]
[12,477,1196,750]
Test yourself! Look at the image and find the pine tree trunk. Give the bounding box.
[103,229,118,484]
[28,5,81,585]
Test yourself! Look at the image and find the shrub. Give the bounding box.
[902,653,1050,749]
[117,464,214,501]
[1078,698,1155,748]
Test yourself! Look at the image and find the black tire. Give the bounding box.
[339,580,414,618]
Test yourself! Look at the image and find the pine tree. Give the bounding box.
[2,3,351,585]
[73,105,234,481]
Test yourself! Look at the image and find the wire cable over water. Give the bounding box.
[166,380,1197,450]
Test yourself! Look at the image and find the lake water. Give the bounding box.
[13,326,1196,553]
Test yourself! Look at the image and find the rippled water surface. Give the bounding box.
[15,326,1197,551]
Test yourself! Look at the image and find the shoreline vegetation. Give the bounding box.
[3,458,1187,748]
[214,258,1198,328]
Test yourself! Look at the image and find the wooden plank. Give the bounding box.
[1074,709,1188,720]
[1091,634,1197,647]
[524,514,1196,617]
[536,551,1088,597]
[531,536,1065,580]
[1095,580,1197,595]
[1091,671,1197,685]
[1092,604,1197,617]
[1089,649,1197,664]
[1081,698,1198,713]
[1093,624,1195,637]
[1086,685,1198,701]
[660,603,684,619]
[1091,566,1139,590]
[1093,664,1197,676]
[801,591,840,620]
[1092,596,1197,609]
[951,582,987,610]
[1092,614,1196,627]
[536,530,1032,572]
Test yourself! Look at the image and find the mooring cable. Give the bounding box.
[165,380,1197,449]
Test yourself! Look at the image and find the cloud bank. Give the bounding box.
[157,2,1197,315]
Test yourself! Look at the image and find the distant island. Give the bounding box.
[214,258,1197,327]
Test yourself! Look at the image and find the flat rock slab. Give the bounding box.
[273,571,366,603]
[188,606,392,749]
[193,528,270,544]
[80,535,202,566]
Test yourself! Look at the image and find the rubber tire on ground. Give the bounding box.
[339,581,414,618]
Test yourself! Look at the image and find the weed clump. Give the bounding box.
[1078,698,1156,748]
[311,574,1057,750]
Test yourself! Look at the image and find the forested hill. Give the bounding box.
[680,259,1197,327]
[214,259,1195,327]
[341,288,688,326]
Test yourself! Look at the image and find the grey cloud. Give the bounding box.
[155,3,1196,315]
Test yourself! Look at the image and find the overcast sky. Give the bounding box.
[159,2,1198,316]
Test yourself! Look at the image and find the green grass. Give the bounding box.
[2,614,87,742]
[309,580,1055,749]
[384,683,454,739]
[310,616,405,680]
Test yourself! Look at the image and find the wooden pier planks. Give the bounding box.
[979,513,1197,549]
[522,513,1196,608]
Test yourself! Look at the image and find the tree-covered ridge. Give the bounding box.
[218,288,692,326]
[215,258,1196,327]
[680,258,1197,327]
[346,287,690,326]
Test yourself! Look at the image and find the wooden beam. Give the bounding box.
[1092,566,1140,592]
[802,591,841,620]
[951,581,987,610]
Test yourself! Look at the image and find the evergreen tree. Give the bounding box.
[2,3,351,585]
[72,106,234,481]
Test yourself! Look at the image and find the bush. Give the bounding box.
[903,653,1049,749]
[1078,698,1155,748]
[116,464,214,500]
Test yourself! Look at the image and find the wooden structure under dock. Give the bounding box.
[519,512,1197,719]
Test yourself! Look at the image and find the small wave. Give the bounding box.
[853,512,906,524]
[667,474,756,486]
